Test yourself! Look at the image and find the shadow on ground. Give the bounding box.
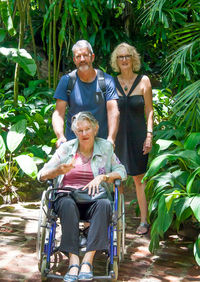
[0,185,199,281]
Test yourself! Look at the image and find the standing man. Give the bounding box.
[52,40,119,147]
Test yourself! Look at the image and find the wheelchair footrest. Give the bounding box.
[47,273,64,280]
[46,273,115,280]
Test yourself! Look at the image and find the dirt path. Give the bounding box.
[0,186,199,281]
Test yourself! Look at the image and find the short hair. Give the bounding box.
[71,111,99,133]
[110,42,141,73]
[72,40,93,55]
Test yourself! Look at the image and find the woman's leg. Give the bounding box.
[86,199,112,252]
[79,251,96,273]
[67,253,80,275]
[54,195,80,255]
[133,174,148,234]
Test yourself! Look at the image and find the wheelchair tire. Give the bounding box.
[121,194,125,261]
[117,194,125,262]
[41,255,48,281]
[106,257,119,281]
[113,257,119,281]
[36,190,48,270]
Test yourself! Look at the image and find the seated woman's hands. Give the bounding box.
[57,161,75,175]
[40,158,75,181]
[82,175,106,196]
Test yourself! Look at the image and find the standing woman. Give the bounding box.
[110,43,153,235]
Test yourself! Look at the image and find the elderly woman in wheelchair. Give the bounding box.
[38,111,127,282]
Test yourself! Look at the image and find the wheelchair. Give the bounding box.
[36,179,125,281]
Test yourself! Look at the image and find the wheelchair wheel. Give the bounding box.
[106,257,119,281]
[41,255,48,281]
[36,190,48,270]
[121,194,125,261]
[117,193,125,262]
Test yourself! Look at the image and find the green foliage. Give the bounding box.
[170,80,200,132]
[152,88,173,124]
[0,119,38,203]
[0,47,37,76]
[0,0,16,36]
[144,132,200,265]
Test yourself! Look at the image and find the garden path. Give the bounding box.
[0,185,199,281]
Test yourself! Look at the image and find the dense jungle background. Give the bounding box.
[0,0,200,265]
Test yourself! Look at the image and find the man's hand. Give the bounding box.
[56,136,67,148]
[107,137,115,149]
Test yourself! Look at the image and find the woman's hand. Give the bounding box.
[143,134,152,155]
[40,158,75,181]
[57,160,75,174]
[82,175,105,196]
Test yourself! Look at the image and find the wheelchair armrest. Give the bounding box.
[114,179,121,187]
[47,179,53,186]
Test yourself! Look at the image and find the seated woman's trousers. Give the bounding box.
[54,195,112,256]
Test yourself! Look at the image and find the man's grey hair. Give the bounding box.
[71,111,99,133]
[72,40,93,55]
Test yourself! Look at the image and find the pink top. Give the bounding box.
[62,152,94,189]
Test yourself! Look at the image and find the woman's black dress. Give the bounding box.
[115,75,148,176]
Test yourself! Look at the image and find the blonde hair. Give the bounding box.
[110,42,141,73]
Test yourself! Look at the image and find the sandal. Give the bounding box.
[78,262,93,281]
[136,222,150,235]
[63,264,80,282]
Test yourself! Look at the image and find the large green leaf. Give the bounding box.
[194,235,200,266]
[174,197,192,221]
[0,135,6,160]
[149,219,160,253]
[190,196,200,222]
[165,190,181,211]
[156,139,183,152]
[144,149,200,180]
[0,28,6,42]
[0,0,16,36]
[143,154,169,180]
[186,167,200,194]
[15,155,38,179]
[7,120,27,153]
[0,47,36,76]
[157,195,173,236]
[184,132,200,150]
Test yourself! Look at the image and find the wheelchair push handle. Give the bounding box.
[114,179,121,187]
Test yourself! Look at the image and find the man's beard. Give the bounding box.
[78,64,90,72]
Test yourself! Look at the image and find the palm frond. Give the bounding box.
[170,80,200,132]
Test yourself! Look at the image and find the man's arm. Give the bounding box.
[52,99,68,148]
[106,99,119,145]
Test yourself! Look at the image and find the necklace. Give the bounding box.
[119,75,136,92]
[77,151,93,164]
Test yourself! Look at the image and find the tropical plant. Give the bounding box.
[0,79,55,146]
[144,132,200,265]
[0,119,38,203]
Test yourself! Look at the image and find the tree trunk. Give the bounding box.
[27,1,41,79]
[53,5,57,89]
[48,0,52,88]
[14,0,27,106]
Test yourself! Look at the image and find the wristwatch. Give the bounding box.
[105,174,109,181]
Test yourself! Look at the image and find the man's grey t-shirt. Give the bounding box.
[54,72,118,140]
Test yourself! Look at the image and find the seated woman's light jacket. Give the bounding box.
[37,137,127,187]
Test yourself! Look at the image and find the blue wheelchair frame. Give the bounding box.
[36,179,125,281]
